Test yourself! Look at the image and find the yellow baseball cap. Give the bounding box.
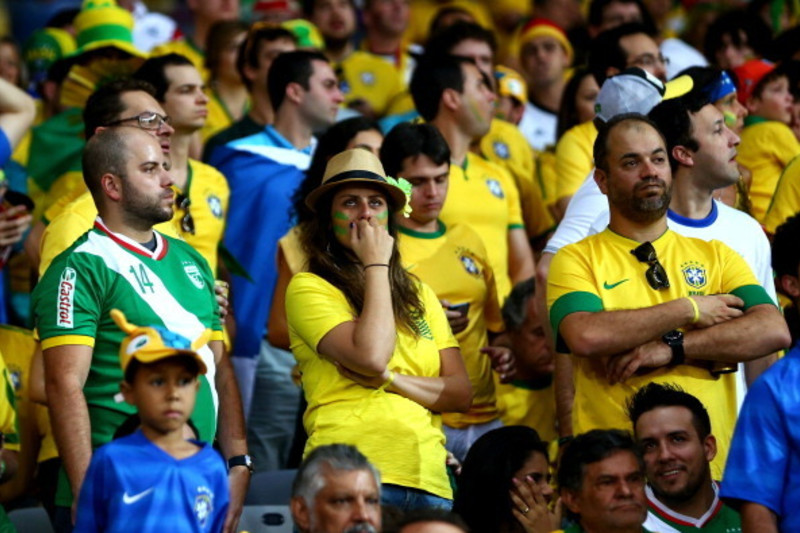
[495,65,528,105]
[111,309,210,375]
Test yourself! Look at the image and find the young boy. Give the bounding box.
[75,310,229,532]
[733,58,800,222]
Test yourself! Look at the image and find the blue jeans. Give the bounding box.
[381,484,452,513]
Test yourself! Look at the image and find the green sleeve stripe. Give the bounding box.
[508,224,525,230]
[549,291,603,352]
[731,284,775,310]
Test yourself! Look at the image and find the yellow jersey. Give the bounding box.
[286,272,457,499]
[150,38,209,81]
[555,120,597,202]
[547,228,773,478]
[39,159,228,276]
[440,153,524,301]
[763,154,800,234]
[398,221,504,428]
[495,376,557,443]
[536,149,558,211]
[737,118,800,222]
[199,89,249,145]
[335,51,405,118]
[480,119,554,240]
[0,325,56,462]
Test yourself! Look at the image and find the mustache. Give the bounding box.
[634,177,666,191]
[343,524,378,533]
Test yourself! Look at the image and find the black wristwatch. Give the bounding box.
[662,330,685,366]
[228,454,254,473]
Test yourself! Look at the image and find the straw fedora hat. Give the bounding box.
[305,149,408,212]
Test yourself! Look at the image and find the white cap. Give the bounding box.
[594,67,693,123]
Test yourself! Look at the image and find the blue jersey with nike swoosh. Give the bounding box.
[547,228,772,479]
[75,430,229,532]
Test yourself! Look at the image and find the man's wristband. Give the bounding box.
[379,371,395,391]
[685,297,700,324]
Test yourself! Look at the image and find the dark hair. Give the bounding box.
[83,78,157,140]
[410,54,473,121]
[502,277,536,330]
[428,6,478,38]
[588,22,655,85]
[425,20,497,56]
[134,53,194,102]
[558,429,642,492]
[293,117,383,224]
[588,0,656,30]
[768,27,800,63]
[302,0,355,16]
[205,20,249,79]
[775,59,800,101]
[772,212,800,277]
[267,50,329,111]
[626,382,712,440]
[380,122,450,177]
[388,509,469,533]
[647,91,710,171]
[82,127,133,203]
[593,112,666,172]
[299,181,424,336]
[236,25,296,91]
[454,426,548,533]
[556,67,595,140]
[751,67,789,101]
[703,10,771,66]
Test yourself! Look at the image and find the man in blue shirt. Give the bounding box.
[209,50,343,472]
[720,214,800,533]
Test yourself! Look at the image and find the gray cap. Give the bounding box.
[594,67,693,123]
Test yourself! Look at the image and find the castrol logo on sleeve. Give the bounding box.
[57,267,77,328]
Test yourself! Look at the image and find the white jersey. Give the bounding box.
[518,102,557,151]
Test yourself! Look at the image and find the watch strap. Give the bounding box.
[228,454,254,473]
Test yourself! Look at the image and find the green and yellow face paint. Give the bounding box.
[332,210,351,236]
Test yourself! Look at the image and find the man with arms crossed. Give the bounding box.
[546,113,789,477]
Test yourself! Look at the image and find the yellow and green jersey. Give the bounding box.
[440,153,524,302]
[763,154,800,234]
[555,120,597,203]
[398,221,503,428]
[547,228,773,478]
[737,118,800,223]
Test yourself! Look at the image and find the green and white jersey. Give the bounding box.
[34,219,222,448]
[644,483,742,532]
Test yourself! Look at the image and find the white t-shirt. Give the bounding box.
[518,102,557,152]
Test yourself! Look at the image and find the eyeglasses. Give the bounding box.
[628,53,670,69]
[106,112,172,131]
[175,193,195,235]
[630,241,670,290]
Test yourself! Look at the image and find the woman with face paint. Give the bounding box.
[285,149,472,512]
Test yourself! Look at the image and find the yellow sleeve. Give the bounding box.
[498,165,524,229]
[39,200,97,277]
[286,273,354,351]
[555,122,595,201]
[764,155,800,234]
[0,352,19,450]
[536,150,558,208]
[772,123,800,167]
[420,283,459,350]
[546,243,604,348]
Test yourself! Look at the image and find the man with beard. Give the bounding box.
[291,444,381,533]
[33,128,247,532]
[546,114,789,476]
[627,383,742,531]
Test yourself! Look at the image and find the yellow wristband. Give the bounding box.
[379,371,395,391]
[686,296,700,324]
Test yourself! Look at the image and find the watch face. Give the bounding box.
[664,330,684,344]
